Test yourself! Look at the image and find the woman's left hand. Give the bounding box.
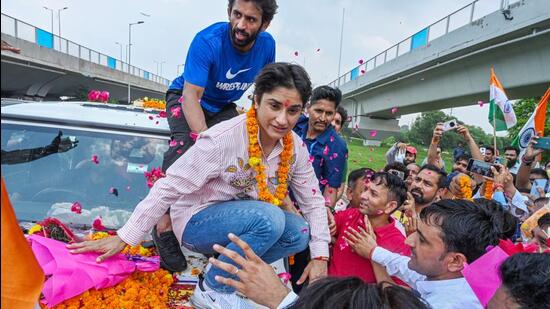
[296,259,327,285]
[66,235,127,263]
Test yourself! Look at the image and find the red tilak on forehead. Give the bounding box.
[284,99,291,107]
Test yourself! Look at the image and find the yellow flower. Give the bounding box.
[92,231,109,240]
[249,157,261,167]
[28,224,42,235]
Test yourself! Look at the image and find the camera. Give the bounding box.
[443,119,458,132]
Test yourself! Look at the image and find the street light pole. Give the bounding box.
[43,7,54,35]
[57,7,68,49]
[127,21,144,104]
[160,61,166,77]
[154,60,160,75]
[115,42,123,60]
[337,7,345,85]
[176,63,185,76]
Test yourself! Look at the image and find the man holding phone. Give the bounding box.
[516,136,549,194]
[426,122,484,172]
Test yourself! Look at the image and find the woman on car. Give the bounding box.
[68,62,330,308]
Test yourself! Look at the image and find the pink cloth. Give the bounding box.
[462,246,509,307]
[117,114,330,258]
[28,235,159,307]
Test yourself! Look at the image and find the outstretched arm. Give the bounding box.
[457,125,483,160]
[427,123,444,169]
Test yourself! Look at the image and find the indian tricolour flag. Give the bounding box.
[511,87,549,159]
[488,68,517,131]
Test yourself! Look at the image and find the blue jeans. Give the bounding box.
[181,200,310,293]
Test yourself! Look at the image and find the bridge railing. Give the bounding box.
[1,13,170,87]
[328,0,521,88]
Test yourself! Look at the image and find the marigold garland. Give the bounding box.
[246,107,293,207]
[44,232,169,308]
[134,97,166,110]
[454,175,473,200]
[483,180,494,199]
[47,269,173,309]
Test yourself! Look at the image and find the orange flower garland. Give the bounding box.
[246,107,293,207]
[483,180,494,199]
[45,232,170,308]
[142,98,166,110]
[454,175,473,200]
[47,270,173,309]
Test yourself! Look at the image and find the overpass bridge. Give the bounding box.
[1,13,169,103]
[331,0,550,140]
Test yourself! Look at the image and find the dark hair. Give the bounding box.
[347,168,374,189]
[499,253,550,309]
[253,62,312,107]
[418,164,448,189]
[473,198,519,240]
[534,197,550,208]
[530,168,549,180]
[228,0,278,24]
[538,212,550,229]
[455,154,471,163]
[485,146,495,155]
[336,106,348,128]
[291,277,428,309]
[384,162,407,175]
[503,146,520,155]
[419,199,517,263]
[371,172,408,210]
[310,86,342,108]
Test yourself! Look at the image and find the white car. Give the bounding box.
[1,99,170,228]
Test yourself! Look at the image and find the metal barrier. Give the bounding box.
[328,0,521,88]
[1,13,171,87]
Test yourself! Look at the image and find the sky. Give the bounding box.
[1,0,510,134]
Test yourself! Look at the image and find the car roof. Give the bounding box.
[1,99,170,135]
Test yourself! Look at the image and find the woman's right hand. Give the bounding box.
[66,235,127,263]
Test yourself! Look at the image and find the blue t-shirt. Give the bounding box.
[169,22,276,113]
[293,115,348,192]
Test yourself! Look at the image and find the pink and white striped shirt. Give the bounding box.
[117,114,330,258]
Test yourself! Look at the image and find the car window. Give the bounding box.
[1,122,168,229]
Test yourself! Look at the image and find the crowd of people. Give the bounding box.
[65,0,550,308]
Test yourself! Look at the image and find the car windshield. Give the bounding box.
[1,122,168,229]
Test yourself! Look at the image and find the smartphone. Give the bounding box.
[388,169,405,180]
[533,137,550,150]
[443,119,458,131]
[530,179,548,198]
[467,158,494,177]
[480,147,486,156]
[394,149,406,164]
[494,157,507,167]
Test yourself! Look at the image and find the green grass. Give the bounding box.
[346,139,454,176]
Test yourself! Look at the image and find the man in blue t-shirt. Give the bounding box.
[154,0,278,276]
[290,85,348,292]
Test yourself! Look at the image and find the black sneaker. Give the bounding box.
[151,226,187,272]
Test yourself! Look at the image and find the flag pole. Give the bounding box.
[491,66,497,155]
[493,100,497,155]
